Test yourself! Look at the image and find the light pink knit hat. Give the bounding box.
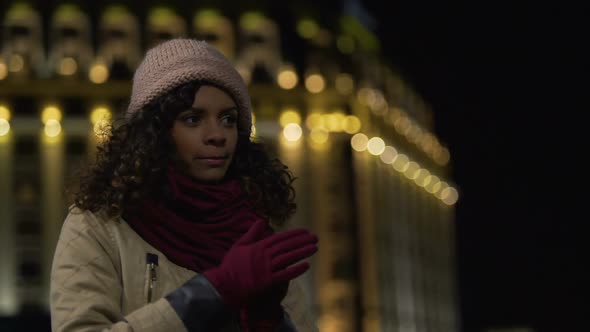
[126,38,252,135]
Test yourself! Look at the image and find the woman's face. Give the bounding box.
[171,85,239,182]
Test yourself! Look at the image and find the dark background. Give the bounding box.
[362,1,586,331]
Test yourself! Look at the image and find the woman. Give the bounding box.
[50,39,319,332]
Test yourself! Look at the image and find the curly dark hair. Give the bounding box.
[73,81,296,225]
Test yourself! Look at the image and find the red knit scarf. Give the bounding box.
[124,166,272,273]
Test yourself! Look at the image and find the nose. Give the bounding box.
[203,123,226,147]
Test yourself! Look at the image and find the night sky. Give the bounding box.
[362,1,586,331]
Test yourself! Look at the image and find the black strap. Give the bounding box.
[165,274,235,331]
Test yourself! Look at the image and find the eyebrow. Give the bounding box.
[189,106,238,113]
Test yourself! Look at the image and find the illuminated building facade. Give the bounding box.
[0,2,459,331]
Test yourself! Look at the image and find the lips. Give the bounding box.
[196,155,228,167]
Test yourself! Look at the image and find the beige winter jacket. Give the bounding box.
[50,207,317,332]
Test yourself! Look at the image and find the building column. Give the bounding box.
[0,132,16,315]
[40,133,65,307]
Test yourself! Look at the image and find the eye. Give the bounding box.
[180,114,202,125]
[221,113,238,127]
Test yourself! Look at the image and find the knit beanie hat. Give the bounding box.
[126,38,252,136]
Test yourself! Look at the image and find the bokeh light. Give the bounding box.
[44,119,62,137]
[42,106,62,124]
[0,119,10,136]
[310,128,329,144]
[305,74,325,93]
[0,105,11,121]
[306,112,323,130]
[279,109,302,127]
[403,161,420,180]
[379,146,398,164]
[59,57,77,76]
[415,169,431,187]
[283,123,303,142]
[325,112,344,132]
[297,19,319,39]
[441,187,459,205]
[392,153,409,172]
[342,115,361,134]
[367,137,385,155]
[89,62,109,84]
[351,133,368,152]
[90,106,112,125]
[277,68,298,90]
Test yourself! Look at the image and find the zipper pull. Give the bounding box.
[146,253,159,303]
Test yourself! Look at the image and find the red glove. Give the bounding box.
[203,220,318,307]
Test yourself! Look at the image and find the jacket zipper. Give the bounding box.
[145,253,159,303]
